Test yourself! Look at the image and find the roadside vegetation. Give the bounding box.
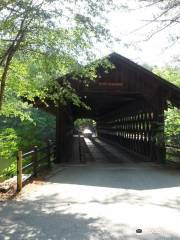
[153,67,180,162]
[0,109,55,181]
[153,67,180,146]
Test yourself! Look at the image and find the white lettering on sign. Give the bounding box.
[98,82,123,87]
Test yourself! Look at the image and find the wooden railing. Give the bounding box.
[17,140,56,192]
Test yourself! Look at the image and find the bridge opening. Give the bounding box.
[74,118,97,137]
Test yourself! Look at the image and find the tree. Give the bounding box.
[153,66,180,87]
[136,0,180,42]
[0,0,118,116]
[153,66,180,147]
[0,108,56,179]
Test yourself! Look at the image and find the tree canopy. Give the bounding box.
[0,0,119,119]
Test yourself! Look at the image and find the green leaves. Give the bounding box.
[165,105,180,145]
[154,67,180,87]
[0,109,55,180]
[154,66,180,146]
[0,0,122,118]
[0,128,19,178]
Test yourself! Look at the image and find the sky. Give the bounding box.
[96,1,180,67]
[33,0,180,68]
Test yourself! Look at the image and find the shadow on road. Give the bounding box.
[0,193,180,240]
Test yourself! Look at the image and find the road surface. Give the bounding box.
[0,138,180,239]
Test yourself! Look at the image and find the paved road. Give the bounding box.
[0,138,180,240]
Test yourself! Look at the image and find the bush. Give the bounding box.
[0,128,19,163]
[0,109,55,181]
[165,106,180,146]
[0,128,20,180]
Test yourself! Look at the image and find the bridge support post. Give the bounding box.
[55,106,65,163]
[55,104,74,163]
[154,109,166,163]
[149,93,166,163]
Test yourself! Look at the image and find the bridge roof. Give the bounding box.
[34,52,180,118]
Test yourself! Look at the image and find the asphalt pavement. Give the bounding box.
[0,138,180,240]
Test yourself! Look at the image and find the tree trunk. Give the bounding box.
[0,30,25,109]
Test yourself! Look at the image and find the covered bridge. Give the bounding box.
[35,52,180,163]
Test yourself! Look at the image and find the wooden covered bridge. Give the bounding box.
[35,52,180,164]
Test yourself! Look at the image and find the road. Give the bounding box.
[0,138,180,239]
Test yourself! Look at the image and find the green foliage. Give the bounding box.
[153,66,180,162]
[164,105,180,162]
[0,108,55,150]
[0,108,55,181]
[165,106,180,145]
[0,128,19,162]
[74,118,96,133]
[1,162,16,180]
[0,0,119,119]
[154,67,180,87]
[0,128,19,180]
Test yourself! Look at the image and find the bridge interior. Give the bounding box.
[81,137,136,165]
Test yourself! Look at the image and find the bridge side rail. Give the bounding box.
[17,140,56,192]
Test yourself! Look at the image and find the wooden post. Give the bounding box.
[157,110,166,163]
[32,146,38,177]
[17,151,23,192]
[47,139,52,168]
[55,107,64,163]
